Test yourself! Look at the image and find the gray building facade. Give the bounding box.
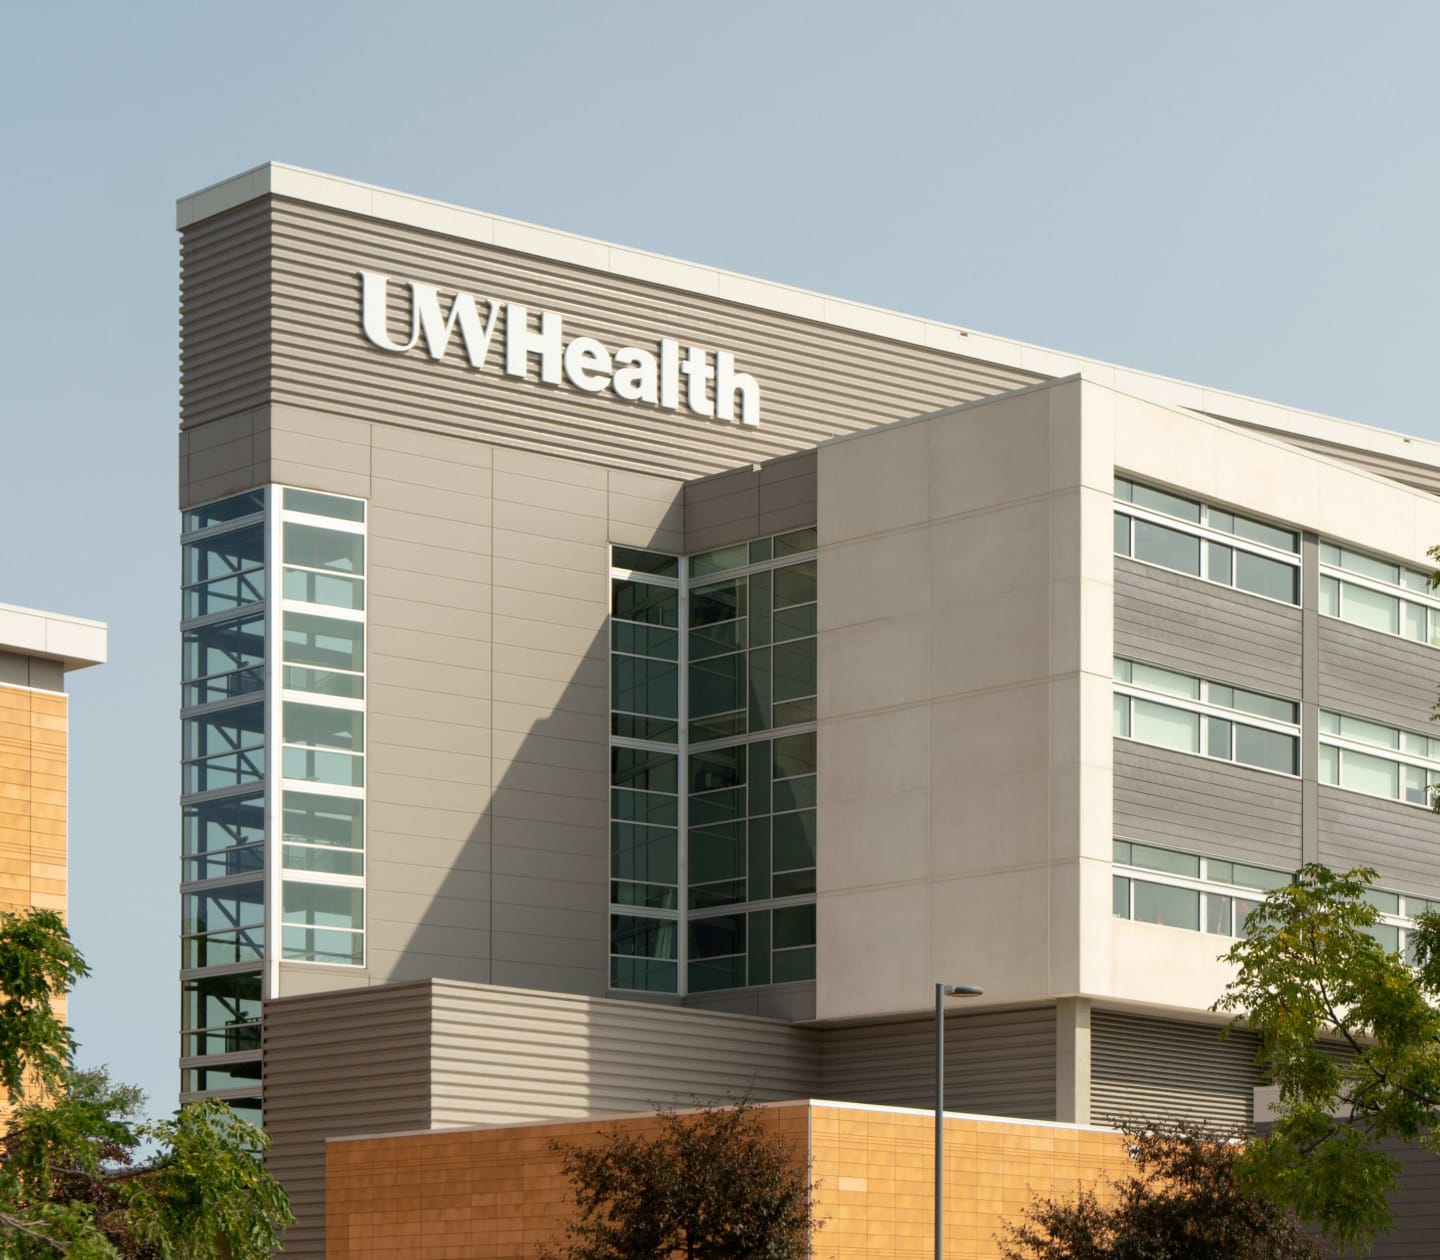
[177,165,1440,1253]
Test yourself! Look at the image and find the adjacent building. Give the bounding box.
[175,164,1440,1254]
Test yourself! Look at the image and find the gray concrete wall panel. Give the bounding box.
[1113,741,1303,869]
[1114,557,1303,696]
[1318,618,1440,735]
[1318,787,1440,901]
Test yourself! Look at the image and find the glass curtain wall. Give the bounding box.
[608,529,818,995]
[180,486,367,1123]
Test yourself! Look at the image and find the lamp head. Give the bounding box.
[940,984,984,998]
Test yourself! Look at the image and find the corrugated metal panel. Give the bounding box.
[1114,557,1302,696]
[1114,741,1304,869]
[1318,618,1440,734]
[178,200,273,426]
[820,1006,1057,1121]
[429,980,819,1129]
[180,198,1047,481]
[1360,1138,1440,1258]
[1091,1010,1260,1129]
[1318,786,1440,901]
[263,981,433,1260]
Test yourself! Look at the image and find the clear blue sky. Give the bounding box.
[3,1,1439,1116]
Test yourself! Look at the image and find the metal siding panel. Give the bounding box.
[263,982,434,1260]
[1091,1010,1260,1129]
[1113,557,1303,696]
[1317,786,1440,901]
[427,981,819,1129]
[1113,741,1304,869]
[181,198,1047,482]
[1318,618,1440,734]
[820,1006,1057,1121]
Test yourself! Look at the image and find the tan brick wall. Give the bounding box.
[0,683,68,918]
[325,1102,1128,1260]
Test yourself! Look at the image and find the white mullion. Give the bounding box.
[1115,686,1300,738]
[263,487,283,1002]
[1116,503,1300,565]
[676,562,690,996]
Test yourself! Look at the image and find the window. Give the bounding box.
[1112,840,1288,938]
[1113,658,1298,775]
[609,532,818,997]
[1319,542,1440,647]
[1114,476,1299,604]
[1318,709,1440,808]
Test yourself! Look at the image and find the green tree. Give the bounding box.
[998,1121,1323,1260]
[1217,863,1440,1251]
[540,1099,817,1260]
[0,908,293,1257]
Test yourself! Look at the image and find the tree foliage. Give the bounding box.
[1216,864,1440,1251]
[0,909,293,1257]
[541,1099,816,1260]
[998,1122,1323,1260]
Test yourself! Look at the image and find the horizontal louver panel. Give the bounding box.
[1091,1010,1260,1130]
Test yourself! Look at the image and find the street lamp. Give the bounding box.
[935,981,984,1260]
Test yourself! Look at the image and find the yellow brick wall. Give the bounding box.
[325,1102,1129,1260]
[0,683,69,918]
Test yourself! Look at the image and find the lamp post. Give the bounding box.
[935,981,984,1260]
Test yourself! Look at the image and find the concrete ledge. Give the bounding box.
[0,603,107,671]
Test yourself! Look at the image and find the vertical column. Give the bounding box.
[1055,996,1092,1124]
[1300,532,1319,866]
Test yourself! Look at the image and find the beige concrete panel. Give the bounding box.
[817,786,930,891]
[367,683,488,726]
[929,398,1051,518]
[757,471,816,517]
[816,882,930,1021]
[931,868,1052,1000]
[371,477,491,526]
[370,713,490,756]
[1107,918,1235,1011]
[369,888,492,930]
[368,567,492,616]
[368,539,494,586]
[492,846,604,887]
[492,585,606,632]
[608,468,685,504]
[930,766,1052,875]
[268,462,371,500]
[492,528,608,578]
[605,494,685,546]
[493,873,604,913]
[757,502,818,537]
[492,671,606,717]
[492,816,605,859]
[929,498,1051,601]
[817,418,933,545]
[186,410,257,453]
[489,786,601,829]
[491,727,600,773]
[488,918,605,961]
[274,963,371,996]
[371,451,492,498]
[930,682,1051,780]
[369,505,491,553]
[929,588,1051,697]
[367,742,491,786]
[820,704,930,803]
[367,834,489,878]
[493,446,607,489]
[492,644,604,689]
[494,470,609,521]
[685,487,760,534]
[269,404,373,445]
[491,498,608,545]
[366,920,491,960]
[490,614,600,657]
[368,652,490,698]
[366,774,492,813]
[28,660,63,691]
[1068,854,1112,996]
[489,960,605,993]
[365,595,489,643]
[489,700,604,743]
[489,756,604,802]
[370,623,490,669]
[269,429,371,479]
[817,529,929,632]
[367,800,488,844]
[187,434,257,485]
[371,423,493,467]
[685,466,757,504]
[819,615,930,715]
[493,557,607,604]
[185,468,266,509]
